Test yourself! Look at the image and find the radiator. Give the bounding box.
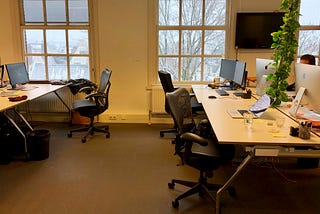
[151,86,166,114]
[25,87,77,112]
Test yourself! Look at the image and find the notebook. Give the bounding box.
[227,94,273,118]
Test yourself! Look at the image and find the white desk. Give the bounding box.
[0,84,68,159]
[192,85,320,213]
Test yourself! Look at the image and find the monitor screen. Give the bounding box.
[219,59,236,81]
[235,12,285,49]
[5,62,30,89]
[233,60,247,89]
[255,58,275,95]
[295,63,320,114]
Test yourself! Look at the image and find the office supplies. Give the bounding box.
[227,94,272,118]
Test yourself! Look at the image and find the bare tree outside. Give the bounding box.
[158,0,227,82]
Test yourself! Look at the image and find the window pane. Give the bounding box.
[204,30,225,54]
[158,0,179,25]
[182,0,202,26]
[182,30,202,55]
[204,57,220,81]
[46,30,66,54]
[299,0,320,25]
[68,0,89,23]
[181,57,201,81]
[298,30,320,56]
[70,56,89,79]
[23,0,44,23]
[159,57,179,80]
[48,56,67,80]
[68,30,89,54]
[46,0,66,23]
[24,30,44,54]
[159,30,179,55]
[26,56,46,80]
[205,0,226,25]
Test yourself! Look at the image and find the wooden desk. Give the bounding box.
[192,85,320,213]
[0,84,68,159]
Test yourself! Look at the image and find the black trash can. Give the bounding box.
[28,129,51,161]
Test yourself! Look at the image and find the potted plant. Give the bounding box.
[265,0,301,106]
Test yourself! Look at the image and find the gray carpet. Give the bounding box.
[1,123,320,214]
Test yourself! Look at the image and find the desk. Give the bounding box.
[0,84,68,159]
[192,85,320,213]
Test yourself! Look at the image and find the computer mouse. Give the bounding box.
[208,95,216,99]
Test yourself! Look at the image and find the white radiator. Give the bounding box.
[151,86,166,114]
[26,87,76,112]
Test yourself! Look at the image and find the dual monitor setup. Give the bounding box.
[215,59,247,91]
[256,58,320,115]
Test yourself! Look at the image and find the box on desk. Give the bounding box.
[71,110,90,125]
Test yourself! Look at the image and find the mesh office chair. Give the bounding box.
[166,87,236,210]
[68,69,112,143]
[158,70,203,139]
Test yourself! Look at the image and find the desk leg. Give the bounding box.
[3,109,34,160]
[215,152,254,214]
[53,91,72,125]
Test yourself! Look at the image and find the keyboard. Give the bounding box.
[215,89,229,96]
[233,92,244,97]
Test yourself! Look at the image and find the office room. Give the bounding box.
[1,0,320,213]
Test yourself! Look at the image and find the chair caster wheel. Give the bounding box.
[82,138,87,143]
[160,132,164,137]
[67,133,72,138]
[168,182,175,189]
[106,132,110,138]
[172,200,179,208]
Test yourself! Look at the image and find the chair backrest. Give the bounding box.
[166,87,195,134]
[96,69,112,112]
[158,70,175,93]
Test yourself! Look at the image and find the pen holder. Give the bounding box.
[298,124,311,139]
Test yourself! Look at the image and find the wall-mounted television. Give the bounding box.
[235,12,285,49]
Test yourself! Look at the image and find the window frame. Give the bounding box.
[18,0,93,81]
[155,0,231,84]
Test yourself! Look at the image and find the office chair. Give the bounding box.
[166,87,236,210]
[158,70,203,140]
[67,69,112,143]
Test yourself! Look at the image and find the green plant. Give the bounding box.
[265,0,300,106]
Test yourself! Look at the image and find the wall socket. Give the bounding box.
[108,115,117,120]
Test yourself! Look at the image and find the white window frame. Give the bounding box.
[18,0,93,81]
[154,0,231,84]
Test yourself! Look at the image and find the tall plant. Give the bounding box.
[265,0,301,106]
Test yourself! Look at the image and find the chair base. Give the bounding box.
[168,175,236,209]
[68,124,110,143]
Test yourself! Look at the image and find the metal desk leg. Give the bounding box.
[53,91,72,125]
[3,109,34,160]
[215,152,254,214]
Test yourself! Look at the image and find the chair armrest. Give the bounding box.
[189,92,195,98]
[85,92,103,99]
[181,132,208,146]
[78,86,95,94]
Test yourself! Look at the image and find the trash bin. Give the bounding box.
[28,129,51,161]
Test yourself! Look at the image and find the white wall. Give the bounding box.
[0,0,283,123]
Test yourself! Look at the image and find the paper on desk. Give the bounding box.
[296,106,320,121]
[0,91,20,97]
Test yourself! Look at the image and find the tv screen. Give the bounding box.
[235,12,285,49]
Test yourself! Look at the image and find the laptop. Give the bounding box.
[227,94,273,118]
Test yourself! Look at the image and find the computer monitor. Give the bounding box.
[5,62,30,89]
[233,60,247,89]
[255,58,275,95]
[295,63,320,114]
[219,59,236,82]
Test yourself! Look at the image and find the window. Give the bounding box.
[157,0,229,82]
[298,0,320,64]
[20,0,91,81]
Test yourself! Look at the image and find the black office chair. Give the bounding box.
[158,70,203,139]
[67,69,112,143]
[166,87,236,210]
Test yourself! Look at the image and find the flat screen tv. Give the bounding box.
[235,12,285,49]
